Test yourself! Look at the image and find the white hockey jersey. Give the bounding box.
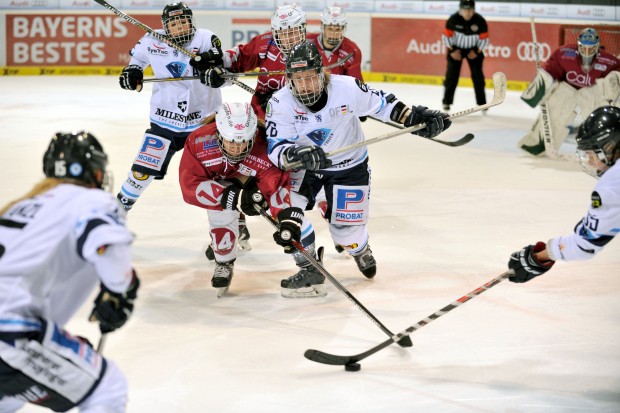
[0,184,134,332]
[548,162,620,261]
[265,75,401,171]
[129,29,222,133]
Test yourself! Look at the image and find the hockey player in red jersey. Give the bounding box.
[217,4,306,120]
[307,6,363,81]
[519,27,620,157]
[179,102,302,297]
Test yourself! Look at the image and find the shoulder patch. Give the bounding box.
[591,191,602,208]
[355,78,369,92]
[212,36,221,49]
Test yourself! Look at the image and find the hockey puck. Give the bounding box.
[344,363,361,372]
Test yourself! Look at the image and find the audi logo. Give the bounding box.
[517,42,552,62]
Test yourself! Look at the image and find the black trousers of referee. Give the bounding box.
[442,49,486,106]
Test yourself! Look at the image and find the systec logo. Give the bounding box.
[517,42,552,62]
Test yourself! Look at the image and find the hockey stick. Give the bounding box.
[304,270,511,366]
[142,52,355,83]
[93,0,255,95]
[283,71,506,170]
[368,116,475,148]
[255,202,413,348]
[530,18,572,161]
[96,333,107,354]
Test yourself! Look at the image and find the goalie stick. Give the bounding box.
[283,72,506,170]
[142,52,355,83]
[530,18,573,162]
[93,0,255,95]
[254,200,413,348]
[304,270,511,366]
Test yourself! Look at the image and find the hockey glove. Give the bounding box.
[404,105,452,139]
[119,65,143,92]
[273,207,304,254]
[359,116,368,122]
[284,146,332,171]
[220,180,268,216]
[200,67,227,88]
[90,270,140,333]
[189,48,223,71]
[508,242,555,283]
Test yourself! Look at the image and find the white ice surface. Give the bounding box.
[1,76,619,413]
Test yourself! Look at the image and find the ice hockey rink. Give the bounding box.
[1,74,619,413]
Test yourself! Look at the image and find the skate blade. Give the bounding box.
[216,286,230,299]
[281,284,327,298]
[238,239,252,252]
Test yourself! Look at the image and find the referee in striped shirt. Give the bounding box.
[441,0,489,112]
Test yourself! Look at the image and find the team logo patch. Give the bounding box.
[69,162,83,177]
[591,191,602,208]
[132,171,150,181]
[355,78,368,92]
[96,245,108,255]
[178,101,188,112]
[166,61,186,78]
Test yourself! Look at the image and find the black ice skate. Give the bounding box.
[352,244,377,278]
[281,247,326,298]
[212,260,235,298]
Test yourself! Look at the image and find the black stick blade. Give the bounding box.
[304,349,354,366]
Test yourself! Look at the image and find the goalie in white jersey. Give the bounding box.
[0,132,139,412]
[508,106,620,283]
[265,41,451,297]
[115,2,225,215]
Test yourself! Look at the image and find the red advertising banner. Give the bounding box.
[6,14,161,66]
[371,18,563,83]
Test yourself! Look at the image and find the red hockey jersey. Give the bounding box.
[544,45,619,89]
[179,122,291,217]
[307,32,363,81]
[224,32,287,119]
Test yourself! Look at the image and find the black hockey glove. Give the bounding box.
[273,207,304,253]
[284,146,332,171]
[220,180,268,216]
[404,105,452,139]
[359,116,368,122]
[508,242,555,283]
[200,67,227,88]
[90,270,140,333]
[189,48,223,71]
[119,64,143,92]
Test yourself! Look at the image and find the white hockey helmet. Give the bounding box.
[577,28,600,69]
[271,4,307,55]
[215,102,257,164]
[321,6,347,47]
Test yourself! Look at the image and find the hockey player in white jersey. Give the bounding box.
[0,132,139,412]
[115,2,225,215]
[265,41,451,297]
[508,106,620,282]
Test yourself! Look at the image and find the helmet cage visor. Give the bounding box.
[577,30,600,68]
[163,12,195,45]
[273,25,306,55]
[217,132,254,164]
[321,23,347,47]
[287,68,325,106]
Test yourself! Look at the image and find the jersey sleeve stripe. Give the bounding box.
[76,218,108,260]
[0,219,26,229]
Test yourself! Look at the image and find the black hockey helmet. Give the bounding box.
[43,131,109,188]
[460,0,475,9]
[286,41,325,106]
[576,105,620,178]
[162,2,195,45]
